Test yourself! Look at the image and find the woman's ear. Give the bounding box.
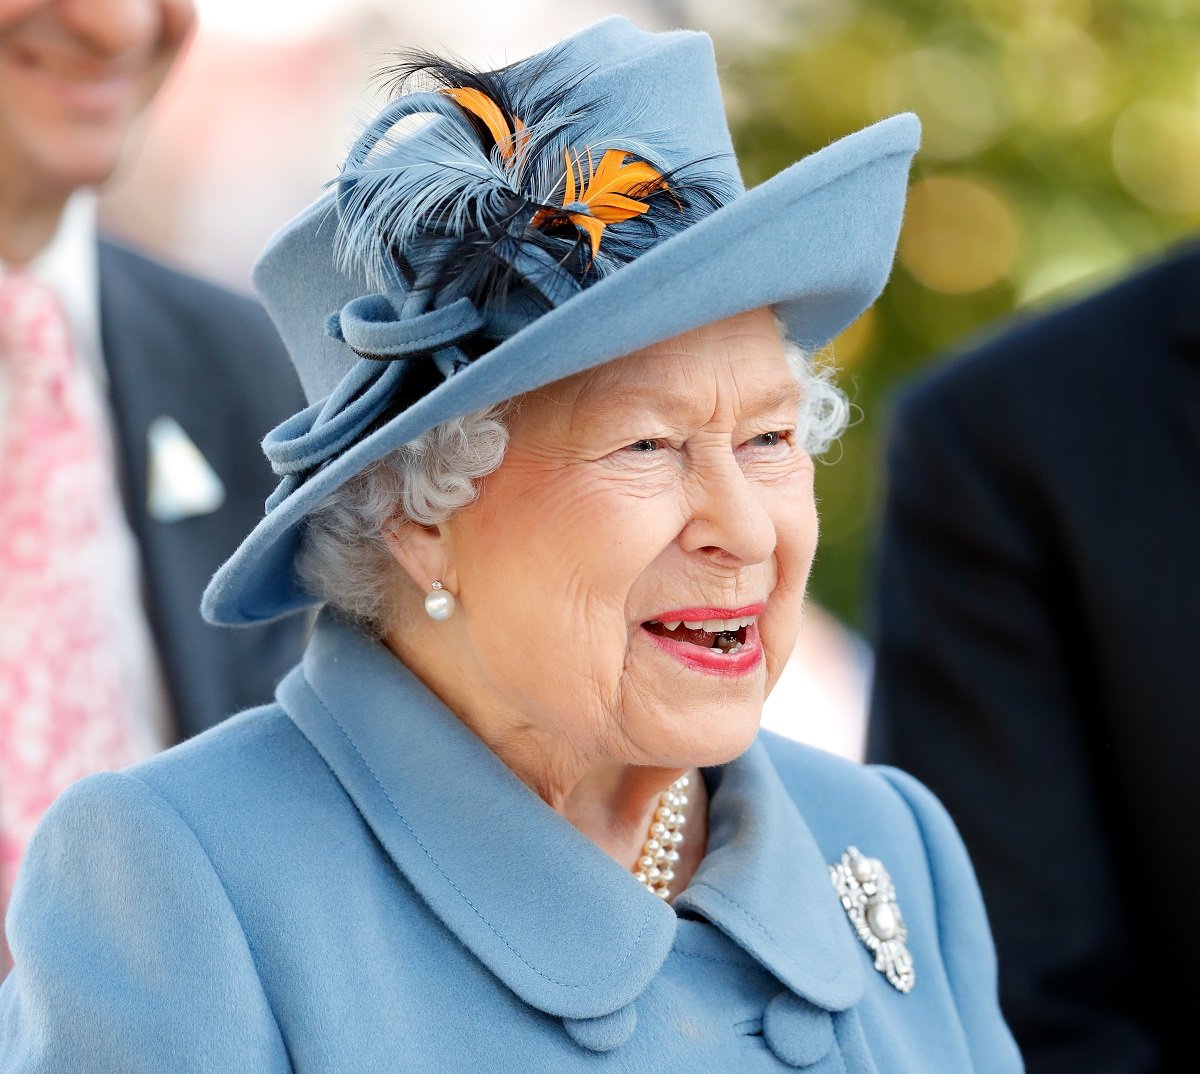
[382,517,459,595]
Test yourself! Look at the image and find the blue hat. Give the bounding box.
[203,15,919,626]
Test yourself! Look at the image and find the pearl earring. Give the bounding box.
[424,580,455,621]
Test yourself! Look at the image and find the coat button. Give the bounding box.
[562,1002,638,1051]
[762,991,834,1067]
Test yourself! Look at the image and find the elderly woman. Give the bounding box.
[0,17,1021,1073]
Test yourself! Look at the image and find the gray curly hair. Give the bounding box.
[297,333,849,634]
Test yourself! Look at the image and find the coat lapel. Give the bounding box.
[279,613,677,1021]
[674,742,865,1012]
[97,240,154,533]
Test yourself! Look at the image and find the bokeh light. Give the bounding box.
[829,308,878,373]
[723,0,1200,624]
[1112,100,1200,214]
[899,175,1022,294]
[1000,24,1114,131]
[874,48,1006,161]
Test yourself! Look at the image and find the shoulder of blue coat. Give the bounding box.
[23,707,296,844]
[759,730,906,809]
[26,765,184,847]
[870,764,984,907]
[12,767,231,931]
[123,704,328,816]
[757,731,957,863]
[870,764,960,837]
[129,702,293,772]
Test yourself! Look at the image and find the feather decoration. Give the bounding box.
[441,86,528,165]
[335,49,739,329]
[531,146,667,259]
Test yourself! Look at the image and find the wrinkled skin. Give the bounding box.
[387,307,818,877]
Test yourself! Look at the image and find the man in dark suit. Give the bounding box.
[867,241,1200,1074]
[0,0,306,920]
[97,241,308,739]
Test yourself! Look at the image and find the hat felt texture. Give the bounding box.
[203,15,920,626]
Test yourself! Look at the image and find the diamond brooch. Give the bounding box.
[829,846,916,993]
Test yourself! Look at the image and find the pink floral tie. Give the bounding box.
[0,272,150,964]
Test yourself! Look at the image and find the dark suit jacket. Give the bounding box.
[98,239,309,742]
[867,241,1200,1074]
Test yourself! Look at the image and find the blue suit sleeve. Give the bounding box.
[0,772,291,1073]
[877,766,1025,1074]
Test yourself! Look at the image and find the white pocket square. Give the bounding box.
[146,416,226,523]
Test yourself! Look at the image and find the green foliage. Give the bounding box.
[721,0,1200,628]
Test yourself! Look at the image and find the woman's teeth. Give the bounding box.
[660,616,756,632]
[644,616,755,653]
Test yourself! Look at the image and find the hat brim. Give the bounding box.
[203,112,919,625]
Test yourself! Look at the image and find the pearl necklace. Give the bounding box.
[633,774,689,900]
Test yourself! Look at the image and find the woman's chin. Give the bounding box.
[617,630,767,764]
[635,700,764,771]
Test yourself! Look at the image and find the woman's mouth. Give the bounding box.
[640,605,765,675]
[643,615,755,654]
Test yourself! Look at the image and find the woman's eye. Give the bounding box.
[750,431,787,447]
[627,438,662,452]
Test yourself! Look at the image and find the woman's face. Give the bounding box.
[438,307,818,770]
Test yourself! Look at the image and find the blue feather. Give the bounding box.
[331,50,739,339]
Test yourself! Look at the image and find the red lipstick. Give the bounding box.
[639,602,766,677]
[642,622,764,676]
[646,602,765,622]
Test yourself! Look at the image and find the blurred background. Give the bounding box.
[97,0,1200,752]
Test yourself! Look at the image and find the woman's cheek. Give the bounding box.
[762,474,818,677]
[582,482,689,569]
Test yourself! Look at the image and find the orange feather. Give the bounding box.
[443,86,526,164]
[535,147,667,258]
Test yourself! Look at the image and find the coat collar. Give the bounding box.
[279,612,862,1022]
[675,745,864,1011]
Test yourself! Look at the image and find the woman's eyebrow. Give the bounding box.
[750,382,805,416]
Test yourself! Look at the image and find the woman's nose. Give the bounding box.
[678,454,776,565]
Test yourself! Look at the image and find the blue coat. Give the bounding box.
[0,613,1022,1072]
